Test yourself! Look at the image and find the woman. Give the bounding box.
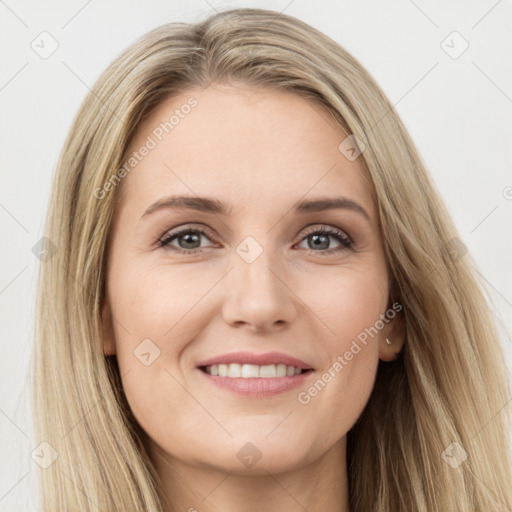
[32,7,512,511]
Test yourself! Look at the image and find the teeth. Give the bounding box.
[205,363,305,378]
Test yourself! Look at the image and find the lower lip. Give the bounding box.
[197,368,314,397]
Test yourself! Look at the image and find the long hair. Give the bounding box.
[31,7,512,511]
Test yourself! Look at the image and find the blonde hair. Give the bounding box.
[32,7,512,511]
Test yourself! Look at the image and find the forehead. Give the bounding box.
[117,83,375,221]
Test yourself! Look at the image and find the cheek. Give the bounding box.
[292,267,386,429]
[106,264,215,428]
[110,262,211,346]
[300,264,388,350]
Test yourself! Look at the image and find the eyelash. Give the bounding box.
[158,224,354,256]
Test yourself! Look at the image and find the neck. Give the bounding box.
[149,436,350,512]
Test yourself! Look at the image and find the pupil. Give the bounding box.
[177,233,331,250]
[310,234,329,250]
[181,233,200,249]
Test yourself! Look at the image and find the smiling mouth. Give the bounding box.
[199,363,313,378]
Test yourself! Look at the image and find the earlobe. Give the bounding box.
[378,306,406,362]
[101,296,116,356]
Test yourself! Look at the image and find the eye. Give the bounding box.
[158,225,216,254]
[295,225,353,255]
[158,224,354,255]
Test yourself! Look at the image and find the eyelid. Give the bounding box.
[297,224,354,251]
[158,224,217,247]
[158,222,356,254]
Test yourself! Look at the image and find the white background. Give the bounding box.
[1,1,511,509]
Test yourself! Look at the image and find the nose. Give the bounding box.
[221,249,297,333]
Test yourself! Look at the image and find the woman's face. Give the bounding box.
[102,83,401,475]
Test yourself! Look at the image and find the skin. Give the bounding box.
[101,82,405,512]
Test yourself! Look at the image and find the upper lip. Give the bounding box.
[197,351,314,370]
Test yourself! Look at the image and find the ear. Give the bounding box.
[378,302,406,362]
[101,294,117,356]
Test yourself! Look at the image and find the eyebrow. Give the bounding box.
[140,195,371,222]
